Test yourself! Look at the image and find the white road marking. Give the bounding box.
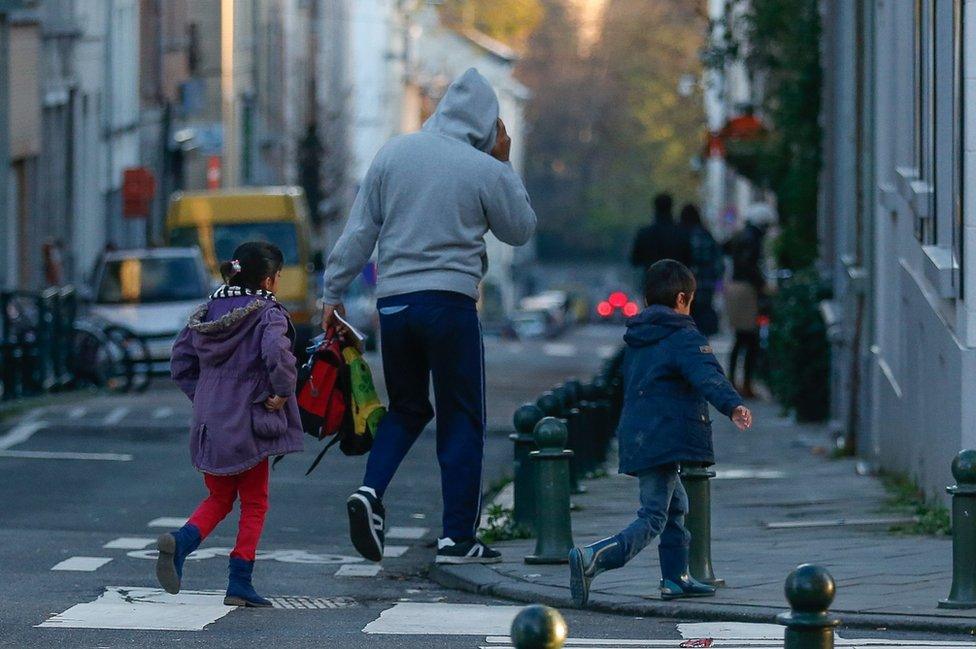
[335,564,381,577]
[103,537,156,550]
[50,557,113,572]
[485,637,972,648]
[382,545,409,558]
[542,343,577,358]
[67,407,87,419]
[37,587,234,631]
[386,526,429,540]
[147,517,187,528]
[103,407,130,425]
[363,602,522,635]
[0,421,47,451]
[152,407,174,420]
[0,450,132,461]
[765,516,916,530]
[126,546,364,564]
[713,469,785,480]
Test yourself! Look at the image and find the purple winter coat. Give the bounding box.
[170,294,304,475]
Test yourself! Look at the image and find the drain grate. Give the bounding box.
[269,596,357,610]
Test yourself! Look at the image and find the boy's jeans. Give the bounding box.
[616,463,691,566]
[362,290,485,541]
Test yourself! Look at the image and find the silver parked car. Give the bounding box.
[89,247,213,373]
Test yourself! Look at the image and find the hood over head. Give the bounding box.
[186,296,272,364]
[624,304,697,347]
[422,68,499,153]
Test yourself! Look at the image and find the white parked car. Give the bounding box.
[89,248,213,372]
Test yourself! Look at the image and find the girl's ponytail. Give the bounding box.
[219,259,243,283]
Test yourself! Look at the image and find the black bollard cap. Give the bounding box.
[952,450,976,485]
[510,604,568,649]
[537,392,561,417]
[514,404,545,435]
[776,564,841,629]
[534,417,568,451]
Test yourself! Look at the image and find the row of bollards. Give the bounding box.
[510,564,841,649]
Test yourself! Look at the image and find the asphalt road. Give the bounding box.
[0,324,968,647]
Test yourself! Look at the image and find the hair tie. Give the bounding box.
[229,259,242,276]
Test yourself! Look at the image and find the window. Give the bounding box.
[917,0,964,298]
[97,257,210,304]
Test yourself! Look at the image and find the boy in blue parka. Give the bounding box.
[570,259,753,607]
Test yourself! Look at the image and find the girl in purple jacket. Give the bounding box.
[159,241,304,607]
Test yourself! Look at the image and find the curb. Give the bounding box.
[429,563,976,635]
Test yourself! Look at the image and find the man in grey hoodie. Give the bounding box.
[321,68,537,564]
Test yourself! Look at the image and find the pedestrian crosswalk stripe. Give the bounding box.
[363,603,522,635]
[678,623,781,640]
[543,343,577,357]
[37,587,234,631]
[383,545,409,557]
[147,516,187,528]
[335,564,381,577]
[103,407,130,425]
[103,537,156,550]
[67,406,87,419]
[386,526,429,539]
[50,556,113,571]
[485,640,971,648]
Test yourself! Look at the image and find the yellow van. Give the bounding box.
[165,187,319,338]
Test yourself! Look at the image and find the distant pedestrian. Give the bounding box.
[723,203,776,399]
[569,259,752,608]
[630,193,693,275]
[164,241,304,607]
[679,204,723,336]
[320,68,537,565]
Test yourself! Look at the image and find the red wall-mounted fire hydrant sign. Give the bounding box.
[122,167,157,218]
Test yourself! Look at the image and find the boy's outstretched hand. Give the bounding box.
[732,405,753,430]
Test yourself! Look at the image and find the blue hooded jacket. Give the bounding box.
[616,305,743,475]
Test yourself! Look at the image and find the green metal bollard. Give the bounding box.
[939,449,976,609]
[510,604,568,649]
[525,417,574,564]
[777,564,840,649]
[680,463,724,586]
[565,406,585,494]
[511,404,544,533]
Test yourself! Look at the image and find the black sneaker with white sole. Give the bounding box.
[435,537,502,564]
[346,487,385,562]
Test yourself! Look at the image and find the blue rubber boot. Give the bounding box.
[224,557,273,607]
[569,536,625,608]
[155,523,201,595]
[658,545,716,600]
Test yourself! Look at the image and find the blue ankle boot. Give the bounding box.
[569,536,625,608]
[658,545,716,600]
[224,557,273,607]
[155,523,201,594]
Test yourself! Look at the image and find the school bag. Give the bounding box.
[289,331,386,474]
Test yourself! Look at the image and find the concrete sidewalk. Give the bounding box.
[432,397,974,633]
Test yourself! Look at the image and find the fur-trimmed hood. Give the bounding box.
[185,295,282,367]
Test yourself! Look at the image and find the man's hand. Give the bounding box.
[321,303,347,335]
[264,395,287,412]
[731,405,753,431]
[490,118,511,162]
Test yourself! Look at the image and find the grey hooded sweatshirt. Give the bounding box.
[322,68,537,304]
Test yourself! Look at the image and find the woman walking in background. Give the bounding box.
[723,203,776,399]
[679,204,723,337]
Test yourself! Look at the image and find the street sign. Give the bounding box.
[122,167,156,218]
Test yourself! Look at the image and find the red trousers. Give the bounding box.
[187,459,269,561]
